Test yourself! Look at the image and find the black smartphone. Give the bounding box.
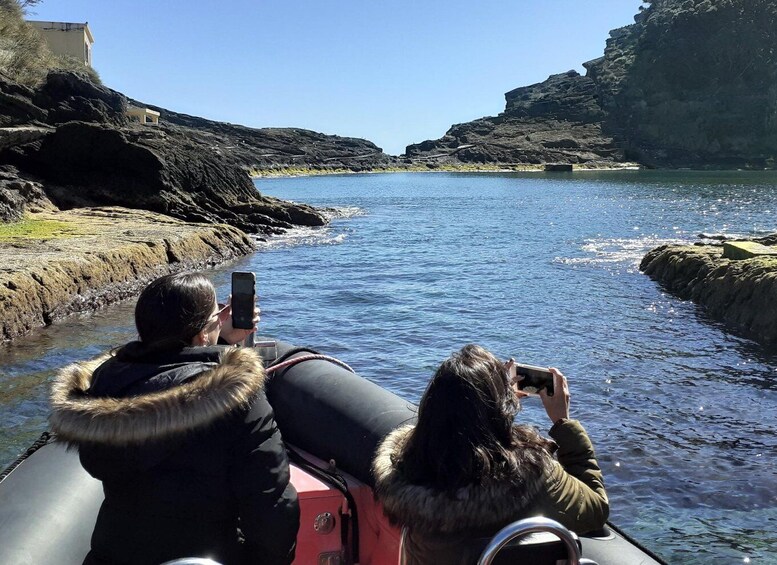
[514,363,554,396]
[231,271,256,330]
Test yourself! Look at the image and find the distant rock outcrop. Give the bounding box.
[406,70,621,165]
[640,240,777,346]
[408,0,777,169]
[135,102,394,173]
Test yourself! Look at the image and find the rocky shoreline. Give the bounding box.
[640,239,777,348]
[249,161,641,178]
[2,0,776,348]
[0,68,349,341]
[0,207,254,342]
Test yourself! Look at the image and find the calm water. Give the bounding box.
[2,171,777,563]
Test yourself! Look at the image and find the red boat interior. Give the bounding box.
[290,449,400,565]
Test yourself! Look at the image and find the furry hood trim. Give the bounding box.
[372,424,551,535]
[50,346,265,445]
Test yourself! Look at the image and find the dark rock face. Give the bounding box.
[406,71,621,165]
[588,0,777,168]
[34,70,128,127]
[0,70,395,233]
[0,78,47,127]
[0,70,126,128]
[7,122,324,234]
[132,102,395,172]
[409,0,777,169]
[0,166,53,222]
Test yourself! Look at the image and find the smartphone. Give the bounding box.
[514,363,554,396]
[231,271,256,330]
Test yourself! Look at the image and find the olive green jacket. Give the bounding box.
[372,419,608,565]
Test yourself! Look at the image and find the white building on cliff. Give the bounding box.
[28,21,94,67]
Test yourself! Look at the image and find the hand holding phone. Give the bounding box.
[540,368,570,425]
[513,363,555,397]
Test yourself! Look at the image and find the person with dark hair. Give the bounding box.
[50,272,299,565]
[372,344,608,565]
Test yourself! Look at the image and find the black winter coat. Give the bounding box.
[50,345,299,565]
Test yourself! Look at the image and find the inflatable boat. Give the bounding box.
[0,340,666,565]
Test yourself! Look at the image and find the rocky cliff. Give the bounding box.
[0,70,394,233]
[588,0,777,168]
[406,70,621,165]
[408,0,777,169]
[133,101,394,173]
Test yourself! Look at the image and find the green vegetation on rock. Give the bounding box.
[0,216,78,241]
[641,242,777,346]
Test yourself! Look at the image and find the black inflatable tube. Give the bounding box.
[266,340,417,485]
[0,441,103,565]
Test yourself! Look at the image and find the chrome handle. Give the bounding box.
[477,516,593,565]
[157,557,220,565]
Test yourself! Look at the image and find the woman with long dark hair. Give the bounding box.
[372,344,608,564]
[50,272,299,565]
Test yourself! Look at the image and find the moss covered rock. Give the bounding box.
[640,243,777,346]
[0,207,254,341]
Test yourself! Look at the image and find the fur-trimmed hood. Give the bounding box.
[372,424,552,535]
[50,346,265,445]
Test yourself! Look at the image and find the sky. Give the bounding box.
[29,1,644,155]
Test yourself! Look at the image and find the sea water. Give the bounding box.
[1,171,776,563]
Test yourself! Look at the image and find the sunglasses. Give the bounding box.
[209,303,231,326]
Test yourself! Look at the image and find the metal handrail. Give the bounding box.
[398,526,409,565]
[157,557,221,565]
[476,516,597,565]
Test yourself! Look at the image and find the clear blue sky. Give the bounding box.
[30,1,644,155]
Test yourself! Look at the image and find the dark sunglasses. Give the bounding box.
[211,303,231,325]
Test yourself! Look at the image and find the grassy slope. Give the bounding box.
[0,0,100,87]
